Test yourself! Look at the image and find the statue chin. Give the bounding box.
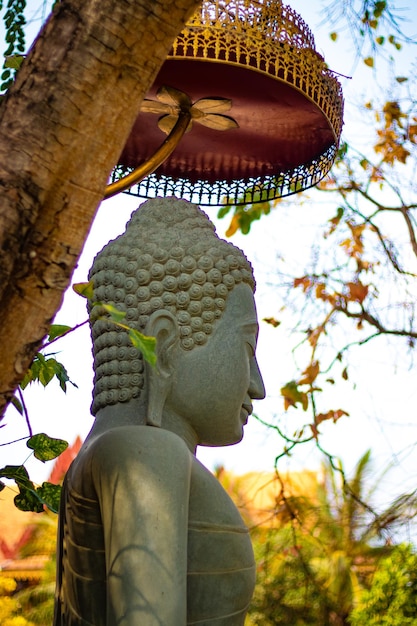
[54,197,264,626]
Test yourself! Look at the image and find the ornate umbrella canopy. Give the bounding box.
[109,0,344,205]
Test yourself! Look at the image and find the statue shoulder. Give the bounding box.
[71,425,192,495]
[88,424,190,458]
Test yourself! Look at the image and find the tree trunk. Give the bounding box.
[0,0,201,416]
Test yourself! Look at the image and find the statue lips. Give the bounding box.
[241,403,253,425]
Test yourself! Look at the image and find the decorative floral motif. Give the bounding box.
[140,85,239,135]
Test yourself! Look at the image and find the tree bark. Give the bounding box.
[0,0,201,416]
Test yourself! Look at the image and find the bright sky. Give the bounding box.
[1,1,417,530]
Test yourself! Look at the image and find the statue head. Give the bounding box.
[88,197,257,419]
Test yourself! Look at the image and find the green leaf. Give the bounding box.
[217,205,232,219]
[49,358,75,392]
[373,1,386,18]
[0,465,35,491]
[38,359,56,387]
[36,482,62,513]
[73,281,94,299]
[4,54,24,70]
[27,433,68,462]
[21,354,76,392]
[280,381,309,411]
[14,487,44,513]
[20,360,37,389]
[48,324,72,342]
[337,142,348,158]
[10,394,23,415]
[101,303,127,323]
[128,329,157,366]
[0,464,62,513]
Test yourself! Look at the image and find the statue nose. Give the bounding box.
[249,357,266,400]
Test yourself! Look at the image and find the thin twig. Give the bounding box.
[0,436,29,446]
[17,387,32,437]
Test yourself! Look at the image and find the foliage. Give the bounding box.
[74,281,157,365]
[1,280,157,512]
[0,0,415,534]
[12,511,57,625]
[350,544,417,625]
[218,197,274,236]
[14,583,55,626]
[247,451,405,625]
[0,0,26,92]
[324,0,409,64]
[0,508,57,625]
[0,577,35,626]
[271,83,417,444]
[218,1,417,452]
[0,435,66,513]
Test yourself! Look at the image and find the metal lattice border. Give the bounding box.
[113,144,337,206]
[114,0,343,206]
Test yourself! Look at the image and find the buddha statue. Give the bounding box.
[54,197,265,625]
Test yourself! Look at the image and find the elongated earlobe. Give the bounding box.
[144,310,179,427]
[146,379,167,427]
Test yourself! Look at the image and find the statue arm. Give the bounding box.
[89,425,192,626]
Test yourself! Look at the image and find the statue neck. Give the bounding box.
[161,408,198,454]
[86,399,198,454]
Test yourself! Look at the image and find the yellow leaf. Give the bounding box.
[280,382,309,411]
[383,101,406,126]
[346,281,369,303]
[330,32,338,41]
[315,409,349,425]
[73,281,94,299]
[408,124,417,143]
[308,326,323,349]
[263,317,281,328]
[225,214,239,237]
[364,57,374,68]
[315,283,327,300]
[298,361,320,386]
[294,276,311,292]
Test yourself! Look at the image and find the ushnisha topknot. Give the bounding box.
[88,197,255,415]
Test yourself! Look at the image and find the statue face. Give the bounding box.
[164,283,265,447]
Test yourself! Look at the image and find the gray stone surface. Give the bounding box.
[54,197,265,625]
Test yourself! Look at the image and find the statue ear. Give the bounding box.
[144,310,179,427]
